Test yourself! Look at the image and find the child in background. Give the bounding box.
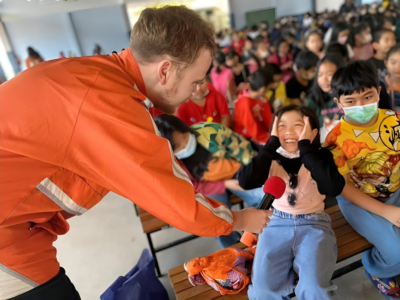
[175,76,231,128]
[286,50,319,105]
[367,29,396,82]
[305,29,324,58]
[265,63,289,111]
[349,23,374,60]
[242,38,254,63]
[385,43,400,109]
[231,32,245,57]
[225,50,250,89]
[234,70,275,147]
[267,40,294,83]
[329,21,353,59]
[239,106,344,300]
[306,54,345,143]
[211,51,237,111]
[247,36,269,73]
[325,42,350,63]
[327,61,400,300]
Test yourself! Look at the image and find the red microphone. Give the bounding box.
[257,176,287,210]
[241,176,286,246]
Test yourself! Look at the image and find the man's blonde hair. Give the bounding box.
[130,6,217,72]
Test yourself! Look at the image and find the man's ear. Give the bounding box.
[158,60,173,85]
[372,41,379,51]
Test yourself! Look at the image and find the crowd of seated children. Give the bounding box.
[166,6,400,296]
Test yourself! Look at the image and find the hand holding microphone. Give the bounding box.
[240,176,286,246]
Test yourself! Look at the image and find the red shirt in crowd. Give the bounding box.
[176,84,231,126]
[267,53,294,84]
[231,39,245,57]
[233,95,273,144]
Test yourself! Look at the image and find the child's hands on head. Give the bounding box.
[299,116,318,142]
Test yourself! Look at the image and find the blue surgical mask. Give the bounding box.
[341,102,378,124]
[175,133,197,159]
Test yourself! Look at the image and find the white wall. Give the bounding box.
[4,13,81,70]
[316,0,343,12]
[229,0,313,30]
[70,5,130,56]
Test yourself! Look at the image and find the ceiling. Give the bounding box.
[0,0,152,21]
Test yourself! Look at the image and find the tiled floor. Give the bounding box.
[55,192,387,300]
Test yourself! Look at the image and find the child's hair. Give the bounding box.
[325,41,349,62]
[309,54,345,109]
[249,69,273,91]
[304,29,323,44]
[373,28,394,43]
[273,105,321,149]
[154,114,212,179]
[330,22,350,43]
[386,43,400,61]
[264,63,282,75]
[226,49,241,62]
[331,61,379,100]
[252,35,265,51]
[348,23,370,47]
[294,50,319,71]
[214,51,226,74]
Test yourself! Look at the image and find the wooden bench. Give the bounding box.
[168,205,373,300]
[136,194,244,277]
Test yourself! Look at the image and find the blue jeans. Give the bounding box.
[208,187,264,248]
[230,187,264,208]
[248,209,338,300]
[337,188,400,278]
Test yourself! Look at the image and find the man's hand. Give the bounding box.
[232,208,272,234]
[381,205,400,227]
[225,179,244,191]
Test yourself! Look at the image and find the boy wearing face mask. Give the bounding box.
[286,50,319,106]
[326,61,400,300]
[176,76,231,128]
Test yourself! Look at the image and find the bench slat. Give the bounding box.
[176,283,213,300]
[337,237,372,262]
[333,224,354,238]
[331,217,348,229]
[170,271,189,285]
[169,265,186,276]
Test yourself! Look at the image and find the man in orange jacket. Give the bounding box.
[0,6,272,299]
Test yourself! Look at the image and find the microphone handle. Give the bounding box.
[257,194,276,210]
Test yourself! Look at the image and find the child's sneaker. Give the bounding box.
[365,270,400,299]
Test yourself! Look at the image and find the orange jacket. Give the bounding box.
[0,48,235,294]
